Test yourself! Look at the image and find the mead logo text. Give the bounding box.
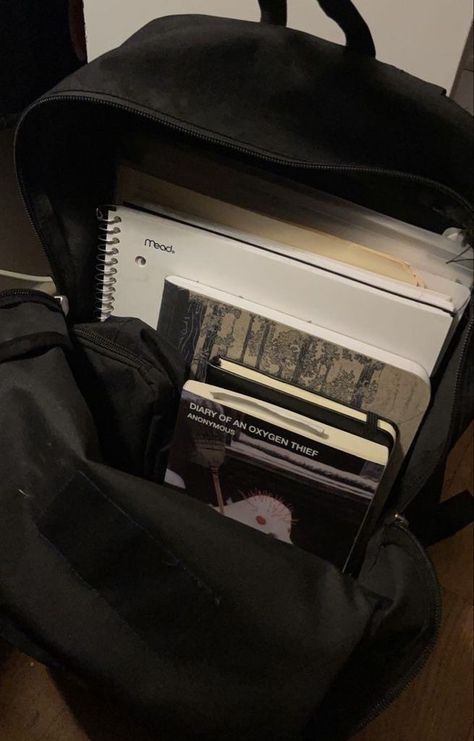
[144,238,175,253]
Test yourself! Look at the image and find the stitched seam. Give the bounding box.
[40,471,221,605]
[74,332,168,395]
[74,333,150,371]
[91,473,221,604]
[35,526,173,666]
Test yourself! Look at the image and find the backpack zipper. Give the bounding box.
[73,326,151,367]
[73,325,181,388]
[15,91,474,299]
[0,288,62,311]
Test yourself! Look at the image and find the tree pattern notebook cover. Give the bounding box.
[157,279,430,458]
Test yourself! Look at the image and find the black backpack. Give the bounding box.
[1,3,473,739]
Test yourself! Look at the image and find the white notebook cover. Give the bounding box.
[101,204,453,375]
[118,166,472,315]
[117,140,473,290]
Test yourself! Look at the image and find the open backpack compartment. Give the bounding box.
[1,4,473,740]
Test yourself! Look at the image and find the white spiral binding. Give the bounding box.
[95,206,122,320]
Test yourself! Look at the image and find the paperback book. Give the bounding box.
[165,381,391,570]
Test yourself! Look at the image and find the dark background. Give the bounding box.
[0,0,86,125]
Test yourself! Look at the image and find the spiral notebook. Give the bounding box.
[95,204,455,375]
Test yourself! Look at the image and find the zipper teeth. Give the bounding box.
[16,91,474,286]
[0,288,60,308]
[352,519,442,733]
[0,289,177,379]
[22,93,474,202]
[73,327,150,366]
[73,326,181,387]
[0,288,53,298]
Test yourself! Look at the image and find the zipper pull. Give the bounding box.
[54,295,69,315]
[392,512,409,529]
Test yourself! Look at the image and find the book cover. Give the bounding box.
[165,387,387,569]
[157,278,430,458]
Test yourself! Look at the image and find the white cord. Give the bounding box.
[0,269,53,283]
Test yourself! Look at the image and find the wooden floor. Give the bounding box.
[0,427,472,741]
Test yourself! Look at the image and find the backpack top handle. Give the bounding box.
[258,0,376,57]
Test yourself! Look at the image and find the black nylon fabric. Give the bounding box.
[258,0,376,57]
[71,317,186,482]
[0,294,440,740]
[46,15,471,184]
[308,521,440,739]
